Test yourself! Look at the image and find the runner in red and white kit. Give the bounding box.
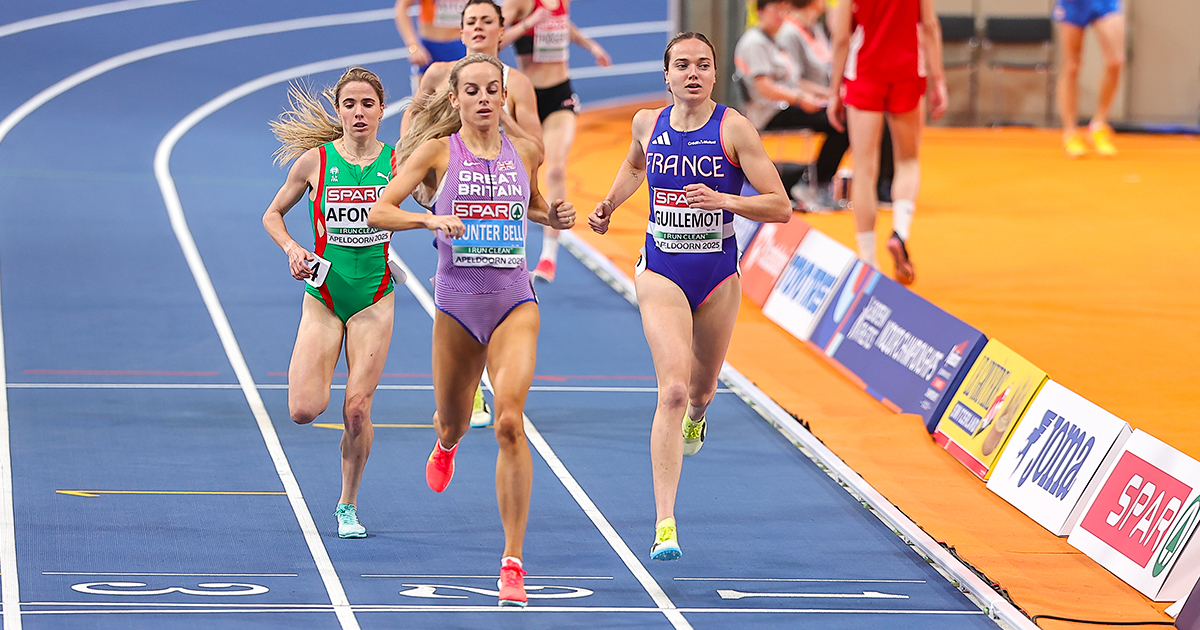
[827,0,945,285]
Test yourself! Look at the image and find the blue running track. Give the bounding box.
[0,2,1007,628]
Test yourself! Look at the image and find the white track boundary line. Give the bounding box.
[0,8,393,148]
[0,263,21,629]
[558,230,1038,630]
[385,253,692,629]
[155,49,412,630]
[0,0,198,39]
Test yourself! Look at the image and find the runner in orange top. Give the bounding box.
[827,0,945,285]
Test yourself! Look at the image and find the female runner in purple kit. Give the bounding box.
[368,53,574,608]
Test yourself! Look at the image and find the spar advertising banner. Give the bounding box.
[761,229,855,342]
[739,216,810,307]
[807,261,987,428]
[1067,430,1200,601]
[933,339,1048,480]
[987,380,1133,535]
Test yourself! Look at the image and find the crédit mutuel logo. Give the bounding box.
[1081,451,1198,574]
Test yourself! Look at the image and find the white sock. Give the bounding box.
[437,439,454,452]
[856,231,877,267]
[540,230,559,263]
[502,556,523,568]
[892,200,915,242]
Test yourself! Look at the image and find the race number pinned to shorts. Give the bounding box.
[304,253,331,288]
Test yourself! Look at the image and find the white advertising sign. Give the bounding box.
[987,381,1132,535]
[1067,430,1200,601]
[761,229,855,342]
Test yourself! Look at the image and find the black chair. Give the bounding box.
[938,14,980,124]
[983,16,1055,126]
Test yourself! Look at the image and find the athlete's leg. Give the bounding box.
[1089,12,1126,129]
[287,294,344,424]
[534,109,577,273]
[886,100,924,234]
[338,295,394,507]
[635,270,694,524]
[1056,22,1086,137]
[431,311,489,449]
[687,276,740,423]
[485,301,539,561]
[846,106,885,265]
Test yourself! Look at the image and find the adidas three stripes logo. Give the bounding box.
[651,131,671,146]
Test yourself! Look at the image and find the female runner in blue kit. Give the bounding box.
[588,33,791,560]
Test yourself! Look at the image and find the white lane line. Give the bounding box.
[0,265,21,630]
[571,60,664,80]
[19,604,986,615]
[363,574,613,579]
[577,20,670,39]
[0,0,198,38]
[5,383,736,394]
[43,572,297,577]
[0,8,393,148]
[677,577,925,583]
[387,253,692,630]
[155,48,411,630]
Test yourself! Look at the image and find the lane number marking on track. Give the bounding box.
[398,584,594,600]
[71,582,269,596]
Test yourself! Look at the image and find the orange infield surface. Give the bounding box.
[566,102,1200,627]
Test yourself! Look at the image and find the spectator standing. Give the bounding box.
[1055,0,1125,158]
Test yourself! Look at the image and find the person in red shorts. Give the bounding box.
[826,0,946,285]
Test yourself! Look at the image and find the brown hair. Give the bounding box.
[462,0,504,27]
[397,53,505,165]
[269,67,386,166]
[663,32,717,70]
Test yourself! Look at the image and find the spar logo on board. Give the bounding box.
[452,201,524,221]
[1081,452,1193,568]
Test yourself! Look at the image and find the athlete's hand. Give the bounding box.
[827,93,846,133]
[683,183,722,210]
[523,7,551,31]
[588,199,614,234]
[591,44,612,68]
[286,244,316,281]
[929,77,948,121]
[427,214,465,238]
[549,199,576,230]
[408,44,431,68]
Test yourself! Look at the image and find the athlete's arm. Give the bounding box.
[588,108,654,234]
[920,0,948,120]
[499,0,538,49]
[368,139,464,236]
[503,68,545,152]
[701,111,790,224]
[396,0,432,68]
[825,0,852,132]
[262,148,320,280]
[569,21,611,67]
[752,74,824,113]
[516,137,574,229]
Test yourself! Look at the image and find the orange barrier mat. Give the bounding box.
[566,101,1200,627]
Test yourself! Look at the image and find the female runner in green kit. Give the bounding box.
[263,67,425,539]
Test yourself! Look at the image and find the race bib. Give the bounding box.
[304,253,332,288]
[532,15,569,63]
[433,0,468,28]
[649,187,724,253]
[323,186,390,247]
[450,200,526,268]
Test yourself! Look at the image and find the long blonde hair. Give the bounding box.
[269,67,386,166]
[396,53,505,165]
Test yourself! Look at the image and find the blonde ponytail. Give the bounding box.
[269,66,387,166]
